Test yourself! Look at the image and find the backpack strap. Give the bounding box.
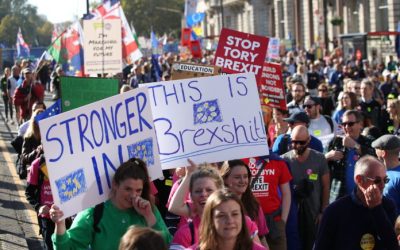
[93,202,105,233]
[323,115,334,133]
[189,219,195,246]
[278,134,291,155]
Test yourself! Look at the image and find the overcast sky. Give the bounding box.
[28,0,87,23]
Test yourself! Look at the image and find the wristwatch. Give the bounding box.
[354,143,361,151]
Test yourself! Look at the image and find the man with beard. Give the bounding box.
[372,134,400,214]
[282,125,330,250]
[287,82,306,114]
[326,110,375,202]
[314,156,397,250]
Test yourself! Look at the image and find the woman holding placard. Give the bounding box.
[49,158,171,250]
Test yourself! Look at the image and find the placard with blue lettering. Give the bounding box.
[38,87,162,219]
[144,72,269,169]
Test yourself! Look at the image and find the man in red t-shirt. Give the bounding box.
[243,154,292,250]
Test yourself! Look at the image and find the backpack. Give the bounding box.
[278,134,291,155]
[93,202,104,233]
[323,115,334,133]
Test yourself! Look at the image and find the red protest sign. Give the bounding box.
[181,28,191,47]
[258,62,287,110]
[214,28,269,79]
[190,40,202,59]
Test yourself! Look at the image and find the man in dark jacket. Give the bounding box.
[325,110,375,202]
[314,155,397,250]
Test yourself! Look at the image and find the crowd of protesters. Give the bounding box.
[3,44,400,250]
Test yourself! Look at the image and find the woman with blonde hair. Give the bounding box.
[21,108,45,169]
[191,189,266,250]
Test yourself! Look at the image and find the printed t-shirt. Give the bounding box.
[244,157,292,214]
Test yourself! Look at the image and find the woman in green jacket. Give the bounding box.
[49,158,172,250]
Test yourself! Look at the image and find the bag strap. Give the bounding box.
[189,219,195,246]
[93,202,104,233]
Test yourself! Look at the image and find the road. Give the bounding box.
[0,91,54,249]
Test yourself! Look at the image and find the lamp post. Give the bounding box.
[220,0,224,28]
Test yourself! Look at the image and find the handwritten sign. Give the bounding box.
[83,19,122,75]
[214,28,269,79]
[60,76,119,112]
[171,62,221,80]
[144,73,269,169]
[258,62,287,110]
[39,87,162,219]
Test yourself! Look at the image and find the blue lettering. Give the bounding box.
[180,82,187,103]
[46,123,64,163]
[102,152,118,189]
[90,110,104,147]
[193,128,207,146]
[115,102,127,138]
[77,114,94,152]
[59,117,76,155]
[102,106,117,143]
[148,84,163,106]
[248,120,258,141]
[236,76,248,96]
[207,127,223,144]
[221,124,235,143]
[154,118,180,155]
[92,156,103,195]
[125,96,139,135]
[136,92,152,131]
[188,80,202,102]
[232,117,250,143]
[163,84,179,105]
[178,128,195,152]
[227,76,234,98]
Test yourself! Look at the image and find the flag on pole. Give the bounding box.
[16,27,30,58]
[47,22,84,77]
[35,99,62,122]
[88,0,142,64]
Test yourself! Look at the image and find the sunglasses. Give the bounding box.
[341,121,357,127]
[304,104,315,109]
[363,176,390,184]
[291,140,308,145]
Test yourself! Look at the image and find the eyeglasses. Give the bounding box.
[341,121,358,127]
[291,140,308,145]
[363,176,390,184]
[318,89,327,92]
[304,104,315,109]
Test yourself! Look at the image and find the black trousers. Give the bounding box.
[38,217,55,250]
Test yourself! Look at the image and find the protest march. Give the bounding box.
[1,0,400,250]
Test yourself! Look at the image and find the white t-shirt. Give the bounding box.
[308,115,337,150]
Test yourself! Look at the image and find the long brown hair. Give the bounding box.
[24,108,44,140]
[112,158,152,205]
[220,160,260,221]
[198,189,252,250]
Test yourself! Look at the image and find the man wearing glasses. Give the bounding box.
[372,134,400,214]
[325,110,375,202]
[282,125,330,250]
[314,155,397,250]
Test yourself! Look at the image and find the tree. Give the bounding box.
[121,0,184,37]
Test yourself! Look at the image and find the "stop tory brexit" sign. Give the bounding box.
[214,28,269,80]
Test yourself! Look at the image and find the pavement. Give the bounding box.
[0,91,54,249]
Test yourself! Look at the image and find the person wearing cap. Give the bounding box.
[287,82,307,115]
[326,110,375,202]
[272,111,323,155]
[373,134,400,214]
[314,155,397,250]
[303,96,337,151]
[281,125,330,250]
